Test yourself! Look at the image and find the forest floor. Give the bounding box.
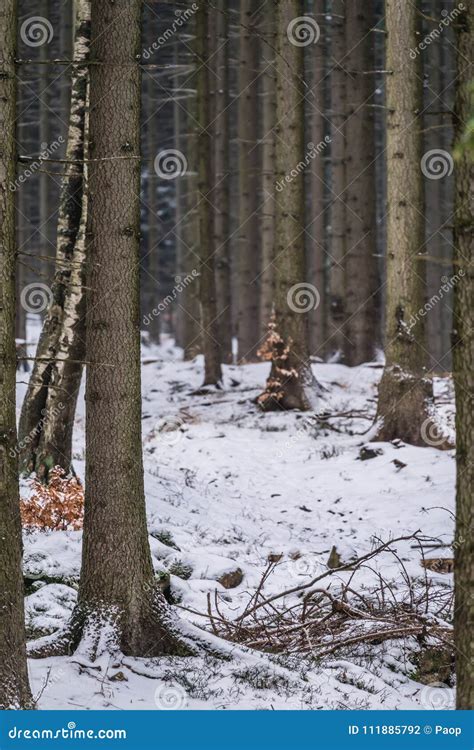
[18,324,457,710]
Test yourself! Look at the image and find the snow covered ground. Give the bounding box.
[18,324,457,710]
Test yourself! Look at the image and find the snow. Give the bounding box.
[17,321,456,710]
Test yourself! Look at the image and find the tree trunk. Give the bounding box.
[342,0,379,365]
[375,0,434,445]
[258,0,321,412]
[306,0,327,358]
[145,43,160,346]
[237,0,261,362]
[326,0,346,360]
[196,1,222,386]
[259,2,276,344]
[18,0,91,480]
[0,0,33,708]
[213,0,233,363]
[51,0,193,658]
[453,1,473,711]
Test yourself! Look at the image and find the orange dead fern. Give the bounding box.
[21,466,84,531]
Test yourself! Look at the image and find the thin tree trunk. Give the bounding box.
[375,0,434,445]
[18,0,91,479]
[326,0,346,359]
[180,35,201,361]
[146,50,160,346]
[0,0,33,708]
[213,0,233,363]
[259,2,276,343]
[258,0,322,411]
[237,0,261,362]
[306,0,327,358]
[196,1,222,386]
[453,1,473,711]
[343,0,379,365]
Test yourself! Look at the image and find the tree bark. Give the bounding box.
[306,0,327,358]
[375,0,434,445]
[0,0,33,708]
[342,0,379,365]
[258,0,321,412]
[259,2,276,344]
[213,0,233,363]
[18,0,91,480]
[453,1,473,711]
[196,1,222,386]
[59,0,192,657]
[237,0,261,362]
[326,0,346,360]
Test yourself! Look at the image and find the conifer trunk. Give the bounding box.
[237,0,260,362]
[196,1,222,386]
[453,0,473,711]
[258,0,321,411]
[343,0,379,365]
[0,0,32,708]
[375,0,434,445]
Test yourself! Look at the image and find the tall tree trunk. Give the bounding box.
[145,46,160,346]
[375,0,434,445]
[453,1,473,711]
[306,0,327,358]
[0,0,33,708]
[180,34,201,361]
[18,0,91,479]
[237,0,261,362]
[258,0,321,411]
[33,0,194,658]
[213,0,233,363]
[326,0,346,360]
[342,0,379,365]
[259,2,276,343]
[196,1,222,386]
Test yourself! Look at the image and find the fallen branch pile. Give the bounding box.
[181,533,453,660]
